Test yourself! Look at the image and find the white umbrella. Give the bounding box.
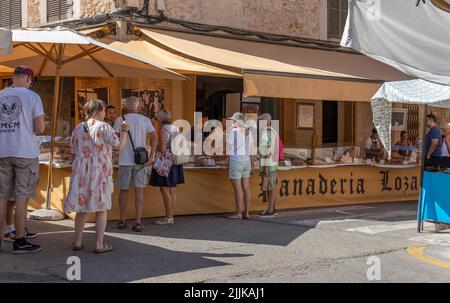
[0,28,12,54]
[372,79,450,157]
[341,0,450,85]
[0,27,186,219]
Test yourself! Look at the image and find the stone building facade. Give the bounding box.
[22,0,332,40]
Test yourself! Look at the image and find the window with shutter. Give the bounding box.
[0,0,21,29]
[47,0,73,23]
[327,0,348,40]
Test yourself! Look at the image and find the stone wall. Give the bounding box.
[24,0,322,39]
[148,0,322,39]
[80,0,118,18]
[27,0,41,27]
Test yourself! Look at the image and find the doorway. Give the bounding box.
[322,101,338,144]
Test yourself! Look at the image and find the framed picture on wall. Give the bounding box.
[296,103,314,129]
[121,89,165,120]
[392,108,408,131]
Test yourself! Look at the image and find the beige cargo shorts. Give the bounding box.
[0,157,39,200]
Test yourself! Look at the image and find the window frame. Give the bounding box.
[0,0,22,29]
[46,0,73,23]
[327,0,348,41]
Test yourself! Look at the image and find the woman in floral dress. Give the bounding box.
[65,100,129,253]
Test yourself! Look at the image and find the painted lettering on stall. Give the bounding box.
[379,170,418,194]
[278,173,365,197]
[263,170,419,200]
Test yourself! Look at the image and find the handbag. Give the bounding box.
[153,150,173,177]
[122,116,149,165]
[163,126,190,165]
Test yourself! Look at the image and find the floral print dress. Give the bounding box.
[65,119,120,213]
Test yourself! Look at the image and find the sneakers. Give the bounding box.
[13,238,42,254]
[4,232,15,242]
[4,228,38,242]
[23,228,38,239]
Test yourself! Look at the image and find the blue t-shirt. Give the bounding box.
[425,126,442,157]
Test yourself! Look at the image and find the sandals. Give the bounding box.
[94,243,113,254]
[72,242,84,251]
[155,217,174,225]
[227,213,243,220]
[117,220,128,230]
[132,223,143,232]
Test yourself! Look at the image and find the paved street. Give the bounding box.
[1,201,450,283]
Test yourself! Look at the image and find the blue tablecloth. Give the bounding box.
[419,171,450,223]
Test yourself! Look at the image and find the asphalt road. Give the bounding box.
[1,201,449,283]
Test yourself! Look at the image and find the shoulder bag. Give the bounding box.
[122,115,149,165]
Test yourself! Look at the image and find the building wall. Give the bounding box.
[25,0,325,40]
[148,0,323,39]
[27,0,41,27]
[80,0,118,18]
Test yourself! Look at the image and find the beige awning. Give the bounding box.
[244,73,382,102]
[0,64,13,77]
[79,26,240,77]
[104,38,241,77]
[138,27,412,101]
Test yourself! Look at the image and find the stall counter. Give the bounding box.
[30,163,420,221]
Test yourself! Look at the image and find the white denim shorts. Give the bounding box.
[229,159,251,180]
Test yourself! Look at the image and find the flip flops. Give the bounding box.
[94,243,113,254]
[227,213,243,220]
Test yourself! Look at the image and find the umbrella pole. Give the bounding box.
[45,65,61,210]
[30,64,64,221]
[417,105,428,232]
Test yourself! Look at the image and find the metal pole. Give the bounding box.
[417,104,428,232]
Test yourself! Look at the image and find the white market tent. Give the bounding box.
[341,0,450,85]
[371,79,450,157]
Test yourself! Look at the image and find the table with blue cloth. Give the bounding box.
[419,171,450,225]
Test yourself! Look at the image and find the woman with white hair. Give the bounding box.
[150,108,185,224]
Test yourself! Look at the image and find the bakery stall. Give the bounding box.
[1,24,422,221]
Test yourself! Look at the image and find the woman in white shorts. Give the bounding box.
[226,113,256,220]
